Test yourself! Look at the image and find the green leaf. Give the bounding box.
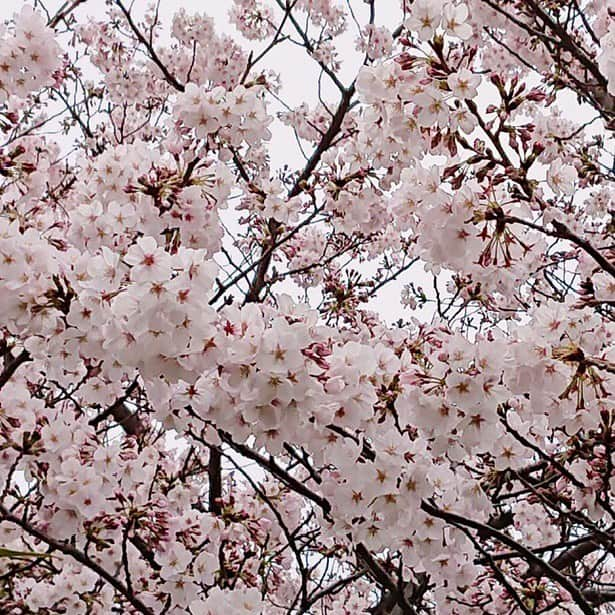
[0,547,52,560]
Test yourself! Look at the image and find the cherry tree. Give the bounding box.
[0,0,614,613]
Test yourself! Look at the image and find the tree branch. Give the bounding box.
[421,501,595,615]
[0,505,154,615]
[0,350,31,391]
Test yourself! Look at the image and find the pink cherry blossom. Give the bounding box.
[0,2,613,614]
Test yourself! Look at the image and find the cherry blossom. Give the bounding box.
[0,1,613,614]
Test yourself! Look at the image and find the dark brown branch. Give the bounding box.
[303,569,367,612]
[421,501,595,615]
[522,0,606,88]
[355,543,418,615]
[458,524,532,614]
[548,537,604,572]
[114,1,185,92]
[480,0,615,118]
[244,82,355,304]
[89,380,142,435]
[476,533,602,566]
[48,0,87,28]
[0,350,31,391]
[503,215,615,280]
[583,588,615,605]
[208,447,222,515]
[218,432,331,516]
[585,356,615,375]
[0,505,154,615]
[551,220,615,280]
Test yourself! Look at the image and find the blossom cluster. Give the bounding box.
[0,5,62,102]
[0,1,614,614]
